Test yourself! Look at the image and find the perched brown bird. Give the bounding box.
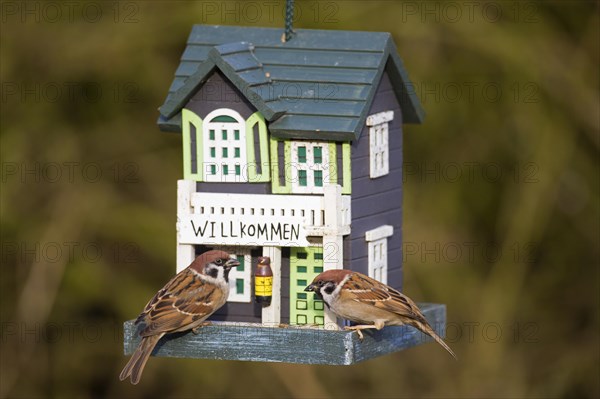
[119,250,239,384]
[305,269,456,359]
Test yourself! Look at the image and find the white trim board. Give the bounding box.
[365,225,394,242]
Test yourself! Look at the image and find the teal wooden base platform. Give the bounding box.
[123,303,447,365]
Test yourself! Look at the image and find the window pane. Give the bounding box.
[297,266,307,273]
[210,147,215,158]
[222,130,227,140]
[299,170,307,186]
[234,130,240,140]
[209,130,215,140]
[298,146,306,163]
[235,165,241,176]
[236,278,244,294]
[314,170,323,187]
[297,279,307,286]
[236,255,244,271]
[234,147,240,158]
[211,115,237,123]
[222,148,228,158]
[223,165,229,175]
[314,146,322,163]
[210,165,216,175]
[297,292,307,299]
[314,266,323,273]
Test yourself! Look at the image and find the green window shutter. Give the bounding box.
[270,138,292,194]
[314,146,322,164]
[223,165,229,175]
[234,147,240,158]
[342,142,352,194]
[299,170,307,186]
[222,130,227,140]
[245,112,271,183]
[222,148,228,158]
[234,130,240,140]
[236,255,245,271]
[314,171,323,187]
[236,278,244,294]
[181,108,204,181]
[298,146,307,163]
[209,130,215,140]
[235,165,241,176]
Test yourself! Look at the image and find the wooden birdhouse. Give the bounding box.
[124,23,449,365]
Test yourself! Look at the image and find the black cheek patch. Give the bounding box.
[206,267,219,279]
[323,283,336,295]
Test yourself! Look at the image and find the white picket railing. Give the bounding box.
[186,190,350,236]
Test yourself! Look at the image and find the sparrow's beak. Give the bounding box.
[304,284,315,292]
[224,258,240,269]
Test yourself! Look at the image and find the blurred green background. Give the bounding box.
[1,1,598,398]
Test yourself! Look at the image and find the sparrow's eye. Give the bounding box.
[215,259,223,265]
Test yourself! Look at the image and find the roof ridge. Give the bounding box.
[158,26,424,139]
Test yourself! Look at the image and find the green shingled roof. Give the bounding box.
[158,25,424,141]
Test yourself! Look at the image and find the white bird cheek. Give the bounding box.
[319,289,336,308]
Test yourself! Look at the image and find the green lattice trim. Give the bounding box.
[290,247,325,326]
[245,112,271,182]
[182,108,203,181]
[342,142,351,194]
[270,138,292,193]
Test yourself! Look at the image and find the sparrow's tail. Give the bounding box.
[119,334,163,384]
[412,319,457,360]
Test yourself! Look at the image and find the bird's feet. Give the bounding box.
[344,326,365,341]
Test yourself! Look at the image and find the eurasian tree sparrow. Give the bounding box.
[119,250,240,384]
[305,269,456,359]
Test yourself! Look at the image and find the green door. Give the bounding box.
[290,247,325,326]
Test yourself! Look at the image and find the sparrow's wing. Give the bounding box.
[135,268,225,336]
[344,273,426,322]
[344,273,457,359]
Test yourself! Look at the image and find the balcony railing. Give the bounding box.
[187,191,350,236]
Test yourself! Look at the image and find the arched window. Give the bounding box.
[203,109,247,182]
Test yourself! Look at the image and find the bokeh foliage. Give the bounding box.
[1,1,598,398]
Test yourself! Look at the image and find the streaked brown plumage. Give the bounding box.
[119,250,239,384]
[305,269,456,359]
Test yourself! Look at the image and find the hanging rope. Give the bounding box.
[284,0,295,42]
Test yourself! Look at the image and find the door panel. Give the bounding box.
[290,247,325,326]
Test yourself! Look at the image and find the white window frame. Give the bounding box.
[203,108,247,183]
[290,141,330,194]
[366,111,393,179]
[212,246,252,303]
[365,225,394,284]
